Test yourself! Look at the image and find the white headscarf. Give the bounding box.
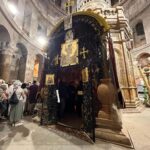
[13,80,22,88]
[0,84,8,91]
[0,79,5,85]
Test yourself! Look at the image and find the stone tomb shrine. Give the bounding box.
[41,1,134,146]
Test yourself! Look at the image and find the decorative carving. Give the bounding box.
[82,67,89,83]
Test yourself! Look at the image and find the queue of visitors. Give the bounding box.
[0,79,39,126]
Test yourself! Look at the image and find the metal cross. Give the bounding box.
[80,47,89,59]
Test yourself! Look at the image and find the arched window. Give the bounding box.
[111,0,119,6]
[135,22,145,36]
[0,25,10,49]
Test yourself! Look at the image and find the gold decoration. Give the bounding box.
[64,0,75,7]
[33,61,39,78]
[75,11,110,31]
[45,74,55,85]
[49,10,109,37]
[82,67,89,83]
[60,39,79,67]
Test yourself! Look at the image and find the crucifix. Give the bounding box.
[80,47,89,59]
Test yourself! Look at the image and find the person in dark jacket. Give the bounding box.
[28,81,39,115]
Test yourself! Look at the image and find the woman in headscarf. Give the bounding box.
[21,83,28,112]
[8,80,25,126]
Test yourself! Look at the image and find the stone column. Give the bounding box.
[119,28,139,108]
[108,6,139,108]
[0,51,12,82]
[0,44,17,82]
[95,78,133,147]
[24,52,36,82]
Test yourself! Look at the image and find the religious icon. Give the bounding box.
[82,67,89,83]
[60,39,79,67]
[45,74,55,85]
[65,30,73,41]
[33,61,39,78]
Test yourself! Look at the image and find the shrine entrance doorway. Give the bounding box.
[43,12,109,143]
[56,67,83,129]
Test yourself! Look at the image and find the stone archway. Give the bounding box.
[0,25,10,48]
[0,25,11,81]
[137,53,150,68]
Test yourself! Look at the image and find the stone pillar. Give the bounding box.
[0,50,12,82]
[108,6,139,108]
[95,79,133,147]
[111,29,139,108]
[117,6,139,108]
[24,52,36,82]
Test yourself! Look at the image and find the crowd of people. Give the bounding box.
[0,79,39,126]
[57,80,83,119]
[0,78,85,127]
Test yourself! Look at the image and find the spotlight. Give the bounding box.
[37,36,48,47]
[7,2,18,15]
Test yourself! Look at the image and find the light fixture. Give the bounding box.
[133,61,138,66]
[7,2,18,15]
[37,36,48,47]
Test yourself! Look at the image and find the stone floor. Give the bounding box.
[0,108,150,150]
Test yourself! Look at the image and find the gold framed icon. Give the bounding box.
[45,74,55,85]
[60,39,79,67]
[82,67,89,83]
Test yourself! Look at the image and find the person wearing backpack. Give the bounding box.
[8,80,25,126]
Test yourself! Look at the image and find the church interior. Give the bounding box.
[0,0,150,150]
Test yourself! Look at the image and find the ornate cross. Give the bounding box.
[64,0,75,14]
[80,47,89,59]
[53,55,59,65]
